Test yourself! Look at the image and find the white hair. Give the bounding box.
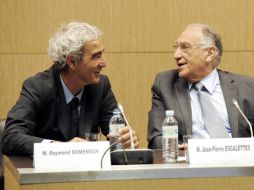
[186,23,223,66]
[48,21,102,69]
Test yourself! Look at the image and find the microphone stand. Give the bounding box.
[232,99,253,138]
[118,103,135,149]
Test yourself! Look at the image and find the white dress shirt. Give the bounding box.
[189,69,231,138]
[60,75,83,114]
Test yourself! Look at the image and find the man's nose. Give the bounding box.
[99,58,106,67]
[173,47,182,60]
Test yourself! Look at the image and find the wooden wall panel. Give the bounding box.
[1,0,254,53]
[1,0,254,147]
[219,52,254,77]
[0,55,51,117]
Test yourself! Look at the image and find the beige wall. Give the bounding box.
[1,0,254,147]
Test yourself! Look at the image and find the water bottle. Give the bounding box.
[109,108,125,151]
[162,110,178,162]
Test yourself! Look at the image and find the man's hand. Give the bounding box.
[119,126,139,149]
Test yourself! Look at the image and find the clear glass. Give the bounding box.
[183,135,192,163]
[84,132,100,141]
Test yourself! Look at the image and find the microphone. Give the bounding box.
[117,103,135,149]
[232,99,253,138]
[109,103,154,165]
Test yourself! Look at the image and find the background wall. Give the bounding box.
[1,0,254,148]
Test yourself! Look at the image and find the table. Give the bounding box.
[4,150,254,190]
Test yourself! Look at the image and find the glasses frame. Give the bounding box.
[173,43,209,53]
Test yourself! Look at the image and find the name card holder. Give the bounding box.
[188,138,254,165]
[34,141,110,170]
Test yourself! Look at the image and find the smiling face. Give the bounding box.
[173,26,215,83]
[74,40,106,86]
[61,39,106,95]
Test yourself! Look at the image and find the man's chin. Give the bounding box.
[178,70,186,78]
[93,77,101,84]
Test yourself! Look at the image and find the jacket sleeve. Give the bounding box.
[147,73,165,149]
[1,78,44,156]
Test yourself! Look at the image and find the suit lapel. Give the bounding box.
[78,89,93,138]
[54,72,72,140]
[218,71,239,137]
[57,93,72,140]
[175,78,192,135]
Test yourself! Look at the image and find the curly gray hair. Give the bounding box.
[48,21,102,70]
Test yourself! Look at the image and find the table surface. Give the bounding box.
[5,149,254,184]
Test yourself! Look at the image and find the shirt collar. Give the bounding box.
[60,75,83,104]
[188,69,220,94]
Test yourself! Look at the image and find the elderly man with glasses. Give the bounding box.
[147,23,254,149]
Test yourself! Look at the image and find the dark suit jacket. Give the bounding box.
[148,69,254,149]
[1,65,117,155]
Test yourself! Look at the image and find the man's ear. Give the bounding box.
[206,46,217,63]
[66,55,75,69]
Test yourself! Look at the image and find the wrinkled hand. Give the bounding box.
[119,126,139,149]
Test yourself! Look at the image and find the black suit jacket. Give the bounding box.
[148,69,254,149]
[1,65,117,155]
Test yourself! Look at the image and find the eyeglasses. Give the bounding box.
[172,43,208,53]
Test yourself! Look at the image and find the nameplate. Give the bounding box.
[188,138,254,165]
[33,141,110,170]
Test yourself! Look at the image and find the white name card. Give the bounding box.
[188,138,254,165]
[34,141,111,170]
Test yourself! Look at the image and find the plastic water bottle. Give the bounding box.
[162,110,178,162]
[109,108,125,151]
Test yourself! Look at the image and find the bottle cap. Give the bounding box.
[112,108,121,114]
[165,110,174,116]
